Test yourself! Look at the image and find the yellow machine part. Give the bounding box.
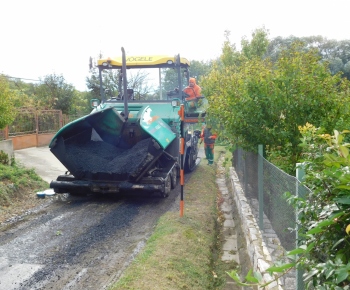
[97,55,190,68]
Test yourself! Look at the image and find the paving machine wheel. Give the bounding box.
[160,174,171,198]
[170,166,178,189]
[184,148,197,172]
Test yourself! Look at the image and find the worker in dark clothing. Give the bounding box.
[199,124,207,158]
[201,125,217,165]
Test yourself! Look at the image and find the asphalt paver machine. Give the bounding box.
[49,48,207,197]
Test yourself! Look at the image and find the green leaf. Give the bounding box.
[329,211,345,220]
[338,174,350,183]
[306,242,315,253]
[306,227,324,235]
[304,269,319,281]
[253,271,263,282]
[266,263,295,273]
[335,286,347,290]
[245,269,260,283]
[226,271,252,286]
[336,268,348,283]
[339,145,349,158]
[336,185,350,189]
[331,238,345,250]
[287,248,306,255]
[316,219,334,228]
[334,197,350,204]
[325,268,335,279]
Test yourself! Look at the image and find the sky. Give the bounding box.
[1,0,350,91]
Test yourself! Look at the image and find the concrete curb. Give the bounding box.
[216,162,240,290]
[228,167,283,289]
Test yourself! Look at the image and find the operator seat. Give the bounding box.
[127,89,134,100]
[117,89,134,100]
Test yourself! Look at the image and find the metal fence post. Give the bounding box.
[35,111,39,147]
[59,111,63,128]
[4,125,9,139]
[243,155,248,196]
[296,163,305,290]
[258,144,263,230]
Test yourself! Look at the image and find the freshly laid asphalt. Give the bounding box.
[14,146,67,184]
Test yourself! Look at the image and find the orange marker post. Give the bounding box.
[178,104,185,217]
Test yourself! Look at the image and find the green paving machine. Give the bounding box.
[49,48,207,197]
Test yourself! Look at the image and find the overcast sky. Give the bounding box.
[1,0,350,91]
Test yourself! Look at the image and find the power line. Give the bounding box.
[2,75,40,82]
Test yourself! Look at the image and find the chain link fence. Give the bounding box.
[233,147,310,289]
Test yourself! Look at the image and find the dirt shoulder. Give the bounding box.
[0,163,50,225]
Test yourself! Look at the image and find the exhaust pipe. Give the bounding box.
[121,47,129,120]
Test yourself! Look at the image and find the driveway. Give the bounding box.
[14,146,67,184]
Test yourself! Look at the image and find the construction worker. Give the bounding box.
[202,124,217,165]
[183,77,202,101]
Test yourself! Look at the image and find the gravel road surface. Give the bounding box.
[0,146,198,290]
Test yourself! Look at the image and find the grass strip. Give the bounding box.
[110,146,229,290]
[0,162,48,223]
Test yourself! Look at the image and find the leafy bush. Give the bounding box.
[202,41,350,175]
[0,150,9,165]
[227,124,350,289]
[293,124,350,288]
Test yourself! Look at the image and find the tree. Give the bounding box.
[34,74,75,114]
[85,66,103,99]
[220,30,241,67]
[344,61,350,80]
[0,75,16,129]
[161,67,183,93]
[188,60,213,81]
[127,70,154,99]
[266,36,350,81]
[86,58,154,100]
[241,26,270,59]
[202,37,350,174]
[6,77,36,108]
[327,57,344,75]
[70,90,92,115]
